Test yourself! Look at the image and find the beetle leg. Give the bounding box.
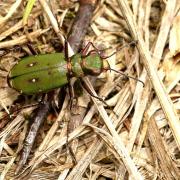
[79,77,108,106]
[64,36,72,68]
[79,78,120,118]
[81,42,100,57]
[68,81,77,110]
[64,37,69,60]
[81,42,92,56]
[83,49,99,58]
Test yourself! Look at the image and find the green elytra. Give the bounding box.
[8,48,105,95]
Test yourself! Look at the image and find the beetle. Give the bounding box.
[7,42,111,95]
[8,41,143,96]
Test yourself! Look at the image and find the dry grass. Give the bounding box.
[0,0,180,179]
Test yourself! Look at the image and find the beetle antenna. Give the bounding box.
[100,40,137,59]
[108,67,144,86]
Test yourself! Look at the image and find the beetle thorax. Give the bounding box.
[71,54,84,77]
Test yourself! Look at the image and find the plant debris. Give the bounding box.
[0,0,180,179]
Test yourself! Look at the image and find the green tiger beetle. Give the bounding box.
[7,40,144,172]
[7,40,144,104]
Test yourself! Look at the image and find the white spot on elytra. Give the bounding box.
[29,63,34,67]
[27,62,37,67]
[29,78,38,83]
[32,78,36,83]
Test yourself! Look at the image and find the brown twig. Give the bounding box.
[15,97,51,174]
[68,0,96,52]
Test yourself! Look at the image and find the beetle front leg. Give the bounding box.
[81,42,100,57]
[68,80,77,111]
